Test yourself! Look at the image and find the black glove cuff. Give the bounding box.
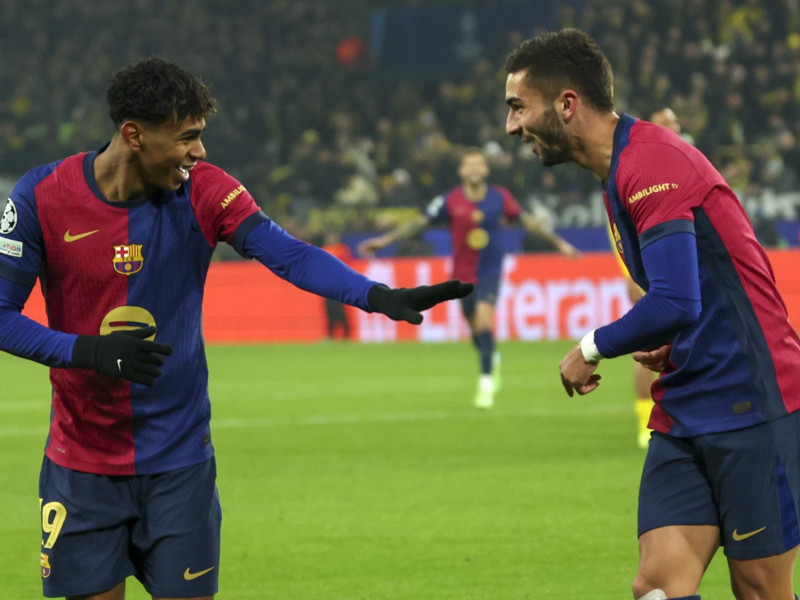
[72,335,99,369]
[367,284,391,313]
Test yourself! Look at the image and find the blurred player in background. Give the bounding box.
[0,58,471,600]
[506,28,800,600]
[649,107,680,134]
[359,148,579,409]
[649,106,696,146]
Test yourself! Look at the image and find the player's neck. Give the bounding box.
[571,111,619,182]
[94,138,156,203]
[462,182,487,201]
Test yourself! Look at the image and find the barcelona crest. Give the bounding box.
[113,244,144,276]
[40,552,51,578]
[611,223,624,256]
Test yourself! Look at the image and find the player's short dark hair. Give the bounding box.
[106,57,217,126]
[504,28,614,112]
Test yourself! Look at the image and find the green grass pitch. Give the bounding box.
[0,340,778,598]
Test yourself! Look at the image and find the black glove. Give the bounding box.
[72,326,173,387]
[368,280,474,324]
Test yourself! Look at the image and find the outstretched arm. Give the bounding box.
[519,212,580,258]
[242,216,472,323]
[357,214,430,257]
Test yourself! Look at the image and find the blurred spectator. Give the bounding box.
[379,168,420,208]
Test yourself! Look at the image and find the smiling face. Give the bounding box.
[505,70,572,167]
[130,114,207,192]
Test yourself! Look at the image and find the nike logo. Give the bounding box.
[116,359,123,373]
[184,566,215,581]
[64,229,100,242]
[732,526,767,541]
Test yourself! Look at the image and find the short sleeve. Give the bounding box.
[188,162,262,246]
[615,143,703,235]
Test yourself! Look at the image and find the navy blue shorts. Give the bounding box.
[460,273,501,320]
[638,411,800,559]
[39,456,221,598]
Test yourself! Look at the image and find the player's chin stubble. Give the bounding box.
[533,109,572,167]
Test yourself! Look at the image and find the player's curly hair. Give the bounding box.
[504,28,614,112]
[106,57,217,126]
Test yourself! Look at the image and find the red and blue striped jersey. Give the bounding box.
[426,185,521,284]
[602,114,800,436]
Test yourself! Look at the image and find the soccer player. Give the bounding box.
[0,58,472,600]
[358,148,579,409]
[505,29,800,600]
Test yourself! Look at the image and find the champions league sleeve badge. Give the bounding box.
[1,198,18,234]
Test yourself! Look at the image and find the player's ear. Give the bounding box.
[559,90,578,123]
[121,121,143,151]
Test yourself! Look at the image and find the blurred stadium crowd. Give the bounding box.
[2,0,800,249]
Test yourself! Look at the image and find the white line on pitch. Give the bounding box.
[0,404,628,438]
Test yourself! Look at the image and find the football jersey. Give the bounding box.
[603,113,800,436]
[426,185,521,284]
[0,149,375,475]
